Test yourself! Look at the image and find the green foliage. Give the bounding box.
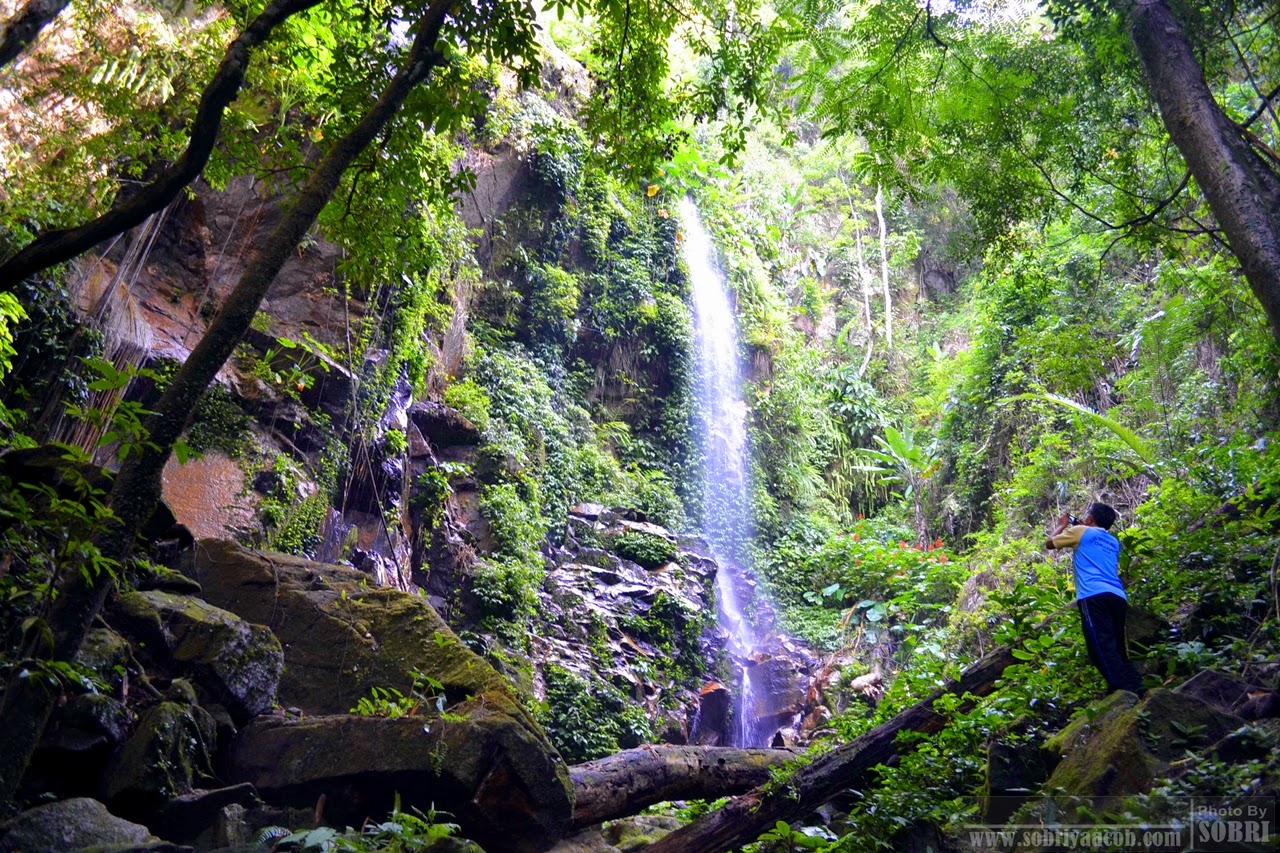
[506,93,587,206]
[350,671,446,719]
[61,358,160,463]
[383,429,408,457]
[538,664,653,763]
[609,468,687,531]
[412,463,468,530]
[612,531,678,569]
[266,799,470,851]
[0,446,120,663]
[1122,434,1280,654]
[257,436,346,557]
[474,481,546,631]
[149,361,253,460]
[0,9,229,242]
[855,423,941,541]
[0,292,26,382]
[480,482,544,563]
[1004,393,1153,467]
[0,270,101,440]
[442,379,492,433]
[761,518,961,656]
[525,258,581,347]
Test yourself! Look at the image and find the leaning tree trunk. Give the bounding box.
[0,0,457,809]
[644,645,1017,853]
[1130,0,1280,348]
[569,745,802,829]
[0,0,67,70]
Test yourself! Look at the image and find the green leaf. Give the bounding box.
[1002,392,1154,465]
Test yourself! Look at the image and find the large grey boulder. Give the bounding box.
[0,798,154,852]
[226,713,572,852]
[180,540,573,847]
[1035,688,1245,817]
[100,682,217,816]
[111,590,282,725]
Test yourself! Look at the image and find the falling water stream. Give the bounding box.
[680,197,767,747]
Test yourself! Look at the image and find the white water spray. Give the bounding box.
[680,197,766,747]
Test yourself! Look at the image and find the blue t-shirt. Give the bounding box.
[1052,525,1126,600]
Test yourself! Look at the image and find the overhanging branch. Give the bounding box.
[0,0,68,70]
[0,0,325,284]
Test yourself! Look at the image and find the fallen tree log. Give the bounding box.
[644,645,1018,853]
[569,745,802,829]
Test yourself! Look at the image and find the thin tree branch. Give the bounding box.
[1239,82,1280,131]
[924,0,948,50]
[0,0,68,70]
[0,0,325,284]
[1224,10,1279,135]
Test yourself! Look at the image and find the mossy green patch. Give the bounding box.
[1038,689,1245,813]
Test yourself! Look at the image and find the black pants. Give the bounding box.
[1078,592,1144,694]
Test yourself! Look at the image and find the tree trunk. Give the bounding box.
[1130,0,1280,348]
[843,177,875,377]
[875,184,892,353]
[569,745,801,829]
[644,645,1017,853]
[0,0,67,70]
[0,0,324,285]
[0,0,457,810]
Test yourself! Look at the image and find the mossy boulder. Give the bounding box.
[1040,689,1244,807]
[78,628,132,694]
[100,686,218,816]
[603,815,683,850]
[550,815,684,853]
[111,590,282,725]
[48,693,133,754]
[226,711,572,852]
[181,540,542,728]
[182,541,573,845]
[0,798,155,852]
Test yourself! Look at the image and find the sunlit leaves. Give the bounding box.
[776,0,1206,250]
[0,6,232,232]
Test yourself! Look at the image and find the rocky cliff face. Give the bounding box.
[536,506,723,755]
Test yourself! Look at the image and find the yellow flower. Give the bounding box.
[646,184,660,197]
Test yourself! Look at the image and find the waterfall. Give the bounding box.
[680,197,766,747]
[34,212,160,465]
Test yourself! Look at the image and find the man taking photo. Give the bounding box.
[1046,502,1145,696]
